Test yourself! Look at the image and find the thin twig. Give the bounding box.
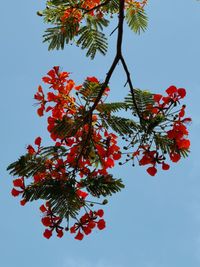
[120,56,143,122]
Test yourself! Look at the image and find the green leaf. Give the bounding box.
[86,15,109,31]
[154,134,174,154]
[179,149,190,158]
[101,115,139,135]
[51,116,84,139]
[96,102,129,113]
[103,0,119,13]
[78,79,103,102]
[154,134,190,158]
[43,21,79,50]
[125,89,154,114]
[40,146,67,158]
[7,154,46,177]
[82,175,125,197]
[23,179,82,218]
[47,0,74,5]
[77,26,108,59]
[125,6,148,34]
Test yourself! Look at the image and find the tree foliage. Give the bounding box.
[8,0,191,241]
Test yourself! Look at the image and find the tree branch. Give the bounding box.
[120,56,143,122]
[89,0,125,113]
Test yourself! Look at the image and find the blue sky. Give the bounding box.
[1,0,200,266]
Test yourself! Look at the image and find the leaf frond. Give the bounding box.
[125,6,148,34]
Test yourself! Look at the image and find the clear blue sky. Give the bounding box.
[1,1,200,266]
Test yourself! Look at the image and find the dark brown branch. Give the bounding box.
[120,56,143,122]
[75,0,142,167]
[73,0,125,169]
[110,26,118,36]
[89,0,142,122]
[89,0,125,113]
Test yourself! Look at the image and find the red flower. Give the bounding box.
[40,204,47,213]
[34,85,46,117]
[104,158,115,168]
[35,137,42,146]
[42,67,69,90]
[170,152,181,163]
[162,162,170,170]
[96,209,104,218]
[80,213,90,224]
[43,229,52,239]
[41,217,52,227]
[166,85,177,95]
[88,221,96,229]
[47,92,57,101]
[147,166,157,176]
[154,94,162,103]
[34,85,44,101]
[182,118,192,124]
[87,77,99,83]
[11,188,22,197]
[139,151,156,166]
[151,108,159,114]
[162,96,170,105]
[13,178,24,188]
[20,199,27,206]
[70,226,77,234]
[177,88,186,98]
[177,139,190,149]
[179,107,185,118]
[75,231,84,240]
[76,189,88,199]
[37,106,45,117]
[27,145,36,155]
[97,219,106,230]
[83,226,92,235]
[113,152,121,160]
[57,230,64,238]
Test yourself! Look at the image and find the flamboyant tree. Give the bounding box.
[7,0,191,240]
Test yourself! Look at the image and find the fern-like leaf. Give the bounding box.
[23,179,82,218]
[77,26,108,59]
[7,154,46,177]
[43,20,79,50]
[125,6,148,34]
[125,89,154,114]
[83,175,124,197]
[51,116,85,139]
[78,80,103,102]
[96,102,129,113]
[86,15,109,31]
[103,0,119,13]
[101,115,139,135]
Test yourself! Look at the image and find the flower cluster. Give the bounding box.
[11,177,26,206]
[40,202,64,239]
[27,136,42,155]
[11,67,121,240]
[34,67,121,176]
[61,0,104,24]
[39,202,106,240]
[10,67,191,241]
[70,209,105,240]
[121,86,191,176]
[8,0,192,244]
[40,204,105,240]
[60,0,103,32]
[59,0,148,31]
